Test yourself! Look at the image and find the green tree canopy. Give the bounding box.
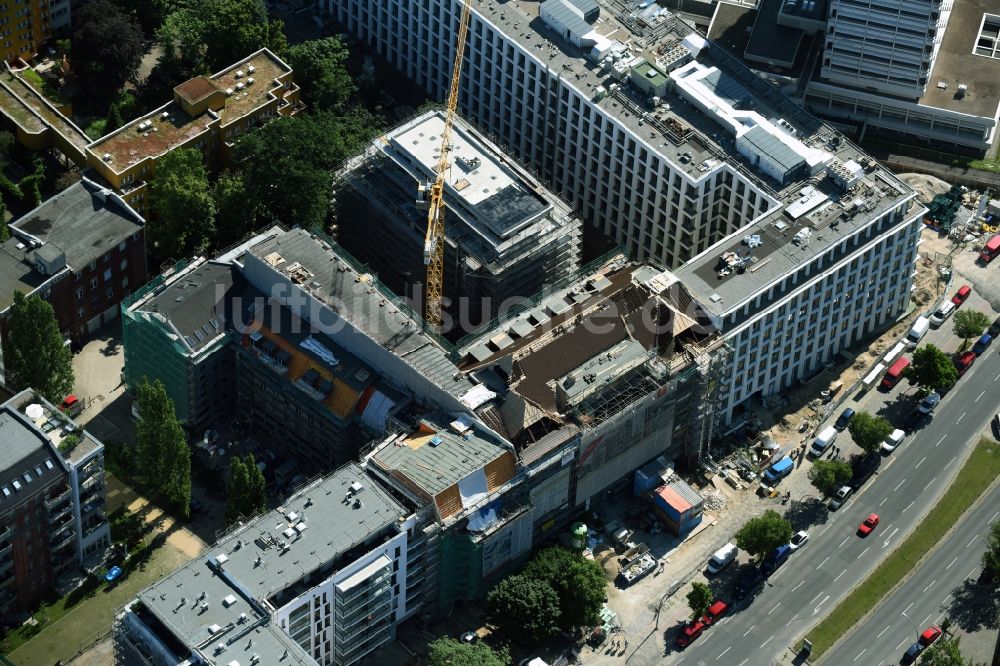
[286,37,356,110]
[735,510,793,561]
[982,521,1000,582]
[134,379,191,518]
[234,111,377,232]
[71,0,146,95]
[487,574,561,645]
[847,411,894,455]
[808,459,853,495]
[213,171,256,248]
[105,90,137,134]
[686,581,713,620]
[112,0,177,37]
[426,637,510,666]
[920,634,986,666]
[148,147,216,261]
[225,455,250,525]
[953,310,991,345]
[3,291,74,402]
[907,344,958,395]
[522,546,607,629]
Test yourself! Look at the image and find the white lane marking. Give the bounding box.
[743,624,757,637]
[876,625,891,638]
[976,390,986,403]
[990,510,999,523]
[968,534,980,548]
[858,547,870,560]
[817,556,830,570]
[844,499,856,511]
[717,646,731,660]
[903,602,914,614]
[760,635,773,649]
[791,580,804,592]
[995,372,1000,382]
[956,412,966,424]
[968,568,979,579]
[936,434,947,446]
[834,569,847,581]
[839,537,850,548]
[896,639,908,650]
[737,660,748,666]
[916,456,927,468]
[809,591,823,604]
[790,614,799,623]
[854,648,868,662]
[880,496,888,506]
[883,527,899,548]
[903,500,915,513]
[947,556,959,570]
[718,617,731,626]
[923,476,936,491]
[946,456,957,469]
[894,479,906,491]
[813,595,830,615]
[921,614,931,625]
[942,595,952,604]
[922,579,936,593]
[768,602,781,615]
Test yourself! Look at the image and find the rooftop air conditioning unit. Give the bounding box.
[236,70,244,78]
[247,64,255,73]
[246,77,254,85]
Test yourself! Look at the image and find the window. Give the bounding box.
[88,261,96,272]
[74,287,84,300]
[103,268,112,282]
[121,276,128,288]
[89,277,98,289]
[76,307,84,319]
[119,241,127,252]
[106,287,114,300]
[120,259,128,271]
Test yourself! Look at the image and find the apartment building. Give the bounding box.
[335,110,581,328]
[114,463,416,666]
[0,178,146,362]
[0,0,63,63]
[0,389,109,617]
[87,48,300,214]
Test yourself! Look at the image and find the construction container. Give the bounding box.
[633,455,671,496]
[650,480,704,537]
[570,522,588,550]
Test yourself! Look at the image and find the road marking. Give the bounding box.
[903,602,914,614]
[946,456,957,469]
[876,625,891,638]
[976,390,986,402]
[760,635,774,649]
[883,527,899,548]
[834,569,847,581]
[718,617,731,626]
[717,646,731,660]
[743,624,757,637]
[968,568,978,579]
[896,639,908,650]
[768,602,781,615]
[943,595,952,604]
[813,595,830,615]
[903,500,915,513]
[854,648,868,662]
[838,537,850,548]
[880,496,888,506]
[809,592,823,604]
[790,614,799,623]
[990,510,999,523]
[916,456,927,468]
[956,412,966,424]
[858,547,870,560]
[923,476,936,492]
[737,660,748,666]
[946,556,959,570]
[922,579,936,593]
[995,372,1000,382]
[894,479,906,491]
[968,534,980,548]
[936,434,947,446]
[922,614,931,625]
[817,556,830,570]
[791,580,804,592]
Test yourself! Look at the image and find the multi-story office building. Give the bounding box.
[0,178,146,367]
[86,48,301,214]
[335,110,581,328]
[0,389,110,616]
[114,463,417,666]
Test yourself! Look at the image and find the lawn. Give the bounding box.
[968,157,1000,174]
[805,437,1000,658]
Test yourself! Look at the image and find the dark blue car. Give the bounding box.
[973,333,993,355]
[105,566,122,582]
[761,544,792,576]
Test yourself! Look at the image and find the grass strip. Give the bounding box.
[805,437,1000,658]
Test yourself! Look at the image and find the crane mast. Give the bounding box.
[422,0,473,328]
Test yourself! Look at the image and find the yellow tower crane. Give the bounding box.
[421,0,473,328]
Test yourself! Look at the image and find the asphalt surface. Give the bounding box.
[821,480,1000,666]
[665,341,1000,666]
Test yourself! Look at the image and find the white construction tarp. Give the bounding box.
[457,469,489,508]
[360,391,395,432]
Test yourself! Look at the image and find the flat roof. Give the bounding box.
[89,49,292,173]
[745,0,803,65]
[135,464,403,665]
[919,0,1000,118]
[0,406,64,511]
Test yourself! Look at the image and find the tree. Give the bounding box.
[907,344,958,395]
[686,582,713,620]
[286,37,356,110]
[847,411,894,455]
[225,455,250,525]
[213,171,256,247]
[105,91,137,134]
[71,0,145,95]
[982,521,1000,582]
[808,459,853,495]
[735,510,793,561]
[426,637,510,666]
[148,148,216,261]
[3,292,74,402]
[953,310,991,347]
[134,379,191,518]
[234,111,377,231]
[522,546,607,629]
[487,574,561,645]
[112,0,177,37]
[920,634,986,666]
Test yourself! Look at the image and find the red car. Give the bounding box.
[675,620,705,648]
[858,513,880,536]
[952,285,971,305]
[701,600,729,626]
[920,625,942,646]
[955,351,976,376]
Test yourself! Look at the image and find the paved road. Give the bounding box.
[664,343,1000,666]
[821,480,1000,666]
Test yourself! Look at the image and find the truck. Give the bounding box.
[618,548,657,586]
[762,456,794,485]
[980,234,1000,264]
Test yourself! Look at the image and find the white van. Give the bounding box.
[929,301,955,327]
[905,316,930,347]
[809,426,838,457]
[707,543,739,574]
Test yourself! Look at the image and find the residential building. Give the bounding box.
[0,389,110,617]
[86,48,301,214]
[0,0,60,63]
[0,178,146,378]
[114,463,416,666]
[334,110,581,328]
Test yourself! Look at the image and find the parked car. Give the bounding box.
[829,485,853,510]
[880,429,906,454]
[105,566,123,582]
[920,626,942,646]
[988,315,1000,337]
[789,530,810,550]
[903,642,924,664]
[732,565,763,600]
[761,544,792,575]
[955,351,976,376]
[858,513,880,536]
[951,285,971,305]
[930,301,956,326]
[973,333,993,355]
[917,392,941,415]
[834,407,855,430]
[701,600,729,626]
[675,620,705,648]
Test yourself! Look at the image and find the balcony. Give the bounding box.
[49,499,74,523]
[0,543,11,564]
[0,525,12,543]
[0,557,13,582]
[45,487,71,509]
[80,474,103,494]
[51,531,75,552]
